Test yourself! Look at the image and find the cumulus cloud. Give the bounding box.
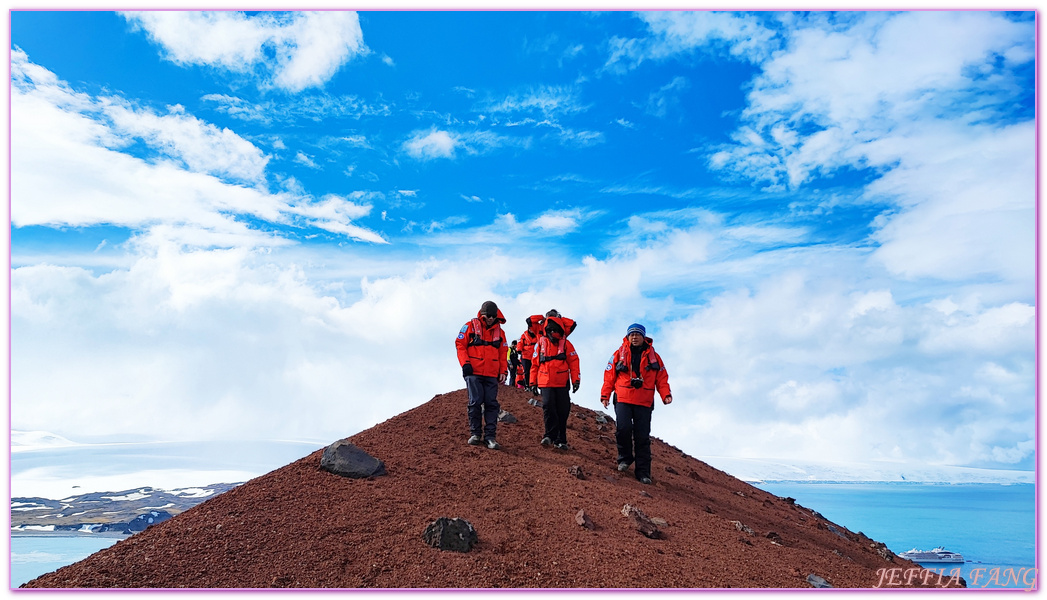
[10,199,1034,472]
[122,11,368,92]
[402,128,518,161]
[402,128,458,160]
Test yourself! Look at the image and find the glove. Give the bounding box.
[572,381,580,393]
[530,385,540,395]
[462,364,473,378]
[663,394,673,405]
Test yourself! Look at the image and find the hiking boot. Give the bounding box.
[617,462,630,472]
[485,438,501,450]
[540,437,553,447]
[555,442,570,450]
[639,477,653,485]
[467,435,483,446]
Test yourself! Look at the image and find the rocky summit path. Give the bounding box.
[23,386,956,589]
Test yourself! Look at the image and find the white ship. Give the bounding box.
[899,547,965,563]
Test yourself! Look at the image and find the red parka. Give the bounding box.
[600,336,671,408]
[456,308,508,378]
[529,316,580,389]
[517,314,545,372]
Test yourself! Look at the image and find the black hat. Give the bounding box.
[546,309,561,317]
[545,319,564,335]
[481,301,499,318]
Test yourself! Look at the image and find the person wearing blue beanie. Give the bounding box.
[599,323,673,484]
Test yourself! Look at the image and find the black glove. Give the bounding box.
[462,364,473,378]
[572,381,580,393]
[530,385,540,395]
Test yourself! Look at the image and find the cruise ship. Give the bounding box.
[898,547,965,563]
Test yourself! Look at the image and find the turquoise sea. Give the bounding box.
[755,482,1037,590]
[10,536,119,588]
[10,483,1036,589]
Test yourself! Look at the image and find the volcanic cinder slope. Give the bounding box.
[23,387,953,589]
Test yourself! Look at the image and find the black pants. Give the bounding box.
[614,401,653,479]
[519,361,531,386]
[541,386,571,445]
[508,364,519,386]
[466,375,500,440]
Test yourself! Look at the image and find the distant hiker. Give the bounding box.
[530,314,580,450]
[516,314,545,389]
[456,301,508,450]
[600,323,672,485]
[507,340,521,387]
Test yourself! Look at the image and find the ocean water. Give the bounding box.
[755,482,1037,590]
[10,536,119,588]
[10,483,1036,589]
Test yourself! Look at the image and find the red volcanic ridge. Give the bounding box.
[23,387,955,589]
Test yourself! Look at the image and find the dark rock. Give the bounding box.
[639,490,652,498]
[125,510,173,533]
[870,541,895,562]
[574,412,588,420]
[826,523,849,540]
[497,410,517,423]
[705,505,714,514]
[784,496,796,505]
[807,574,832,588]
[575,510,594,530]
[688,470,706,483]
[422,517,478,552]
[665,466,678,475]
[594,412,613,425]
[320,439,387,479]
[567,466,586,480]
[733,521,754,535]
[621,504,661,539]
[766,531,784,546]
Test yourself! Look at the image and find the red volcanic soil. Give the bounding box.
[23,387,956,589]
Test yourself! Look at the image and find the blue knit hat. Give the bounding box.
[626,323,646,337]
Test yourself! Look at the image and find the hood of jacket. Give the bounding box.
[476,307,507,325]
[544,316,577,339]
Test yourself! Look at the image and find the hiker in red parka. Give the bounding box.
[530,314,580,450]
[516,314,545,389]
[456,301,508,450]
[600,323,672,484]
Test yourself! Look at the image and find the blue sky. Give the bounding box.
[9,10,1036,484]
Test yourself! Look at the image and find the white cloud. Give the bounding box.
[202,93,392,125]
[605,11,776,73]
[402,128,458,160]
[122,11,368,92]
[102,102,269,184]
[700,12,1034,288]
[531,210,583,233]
[294,151,320,169]
[402,128,518,160]
[644,75,689,118]
[483,85,588,117]
[11,49,384,248]
[9,200,1034,474]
